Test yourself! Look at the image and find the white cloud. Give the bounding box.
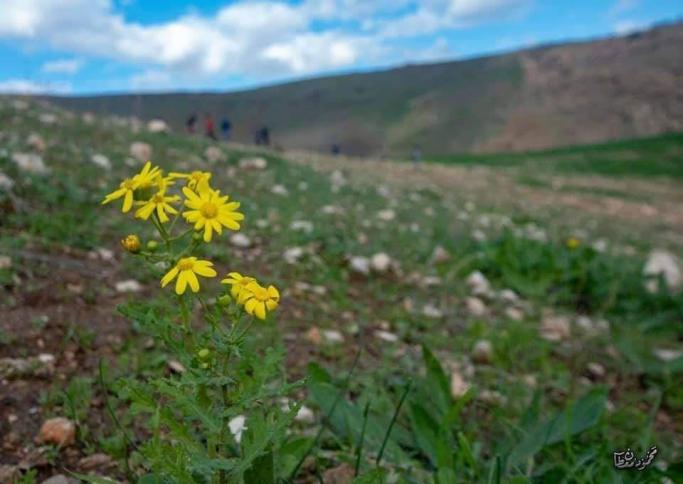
[614,19,645,35]
[0,0,534,83]
[41,58,83,74]
[0,78,71,94]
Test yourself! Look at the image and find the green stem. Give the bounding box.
[376,382,411,467]
[178,294,191,334]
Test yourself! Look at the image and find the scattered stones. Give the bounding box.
[587,362,606,379]
[348,256,370,275]
[465,297,487,317]
[374,330,399,343]
[430,245,451,264]
[115,279,143,293]
[230,233,251,248]
[377,209,396,221]
[290,220,314,233]
[422,304,443,319]
[147,119,169,133]
[228,415,247,444]
[466,271,491,297]
[38,417,76,447]
[239,157,268,170]
[472,340,493,364]
[283,247,304,264]
[12,152,49,174]
[539,314,571,342]
[0,171,14,191]
[204,146,224,163]
[295,405,315,424]
[644,249,682,293]
[129,141,152,162]
[0,354,55,379]
[0,255,11,270]
[90,153,111,170]
[370,252,392,273]
[27,133,46,152]
[271,184,288,196]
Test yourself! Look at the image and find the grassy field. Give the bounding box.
[1,98,682,482]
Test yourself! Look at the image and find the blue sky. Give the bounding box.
[0,0,681,95]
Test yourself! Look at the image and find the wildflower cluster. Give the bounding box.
[103,161,279,319]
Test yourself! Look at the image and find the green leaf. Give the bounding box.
[244,449,274,484]
[353,467,386,484]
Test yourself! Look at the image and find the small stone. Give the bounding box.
[305,327,322,345]
[91,153,111,170]
[478,390,507,406]
[228,415,247,444]
[465,297,487,317]
[587,362,605,379]
[283,246,304,264]
[290,220,313,233]
[329,170,346,188]
[0,171,14,191]
[321,205,342,215]
[430,245,451,264]
[41,475,73,484]
[370,252,392,273]
[0,255,11,269]
[78,453,115,471]
[421,275,441,287]
[499,289,519,304]
[239,157,268,170]
[129,142,152,162]
[12,152,49,174]
[27,133,46,152]
[644,249,682,293]
[472,339,493,364]
[295,405,315,424]
[504,307,524,321]
[472,229,487,242]
[271,184,288,196]
[466,271,491,297]
[39,113,58,124]
[540,314,571,342]
[115,279,142,293]
[168,360,186,374]
[230,233,251,248]
[422,304,443,319]
[377,209,395,221]
[348,256,370,275]
[147,119,169,133]
[450,370,470,398]
[322,330,345,344]
[38,417,76,447]
[374,330,399,343]
[522,374,537,388]
[653,348,683,362]
[96,248,114,261]
[204,146,224,163]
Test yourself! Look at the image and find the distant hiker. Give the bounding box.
[260,126,270,146]
[220,118,232,140]
[331,144,340,156]
[412,146,422,168]
[186,114,197,134]
[204,114,216,140]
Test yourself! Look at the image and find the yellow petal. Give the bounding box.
[122,190,134,213]
[176,272,188,295]
[254,302,266,320]
[186,271,200,292]
[161,267,179,287]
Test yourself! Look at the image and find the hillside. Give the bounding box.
[47,21,683,156]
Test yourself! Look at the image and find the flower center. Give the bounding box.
[122,178,135,190]
[253,286,269,301]
[200,202,218,218]
[177,258,195,271]
[152,193,164,203]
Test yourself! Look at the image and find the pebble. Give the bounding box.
[499,289,519,304]
[12,152,50,174]
[204,146,224,163]
[0,255,11,269]
[78,453,115,471]
[168,360,186,373]
[91,153,111,170]
[374,330,399,343]
[422,304,443,319]
[471,339,493,364]
[0,171,14,191]
[115,279,143,293]
[283,247,304,264]
[430,245,451,264]
[129,141,152,162]
[450,369,470,398]
[466,271,491,297]
[644,249,682,293]
[653,348,683,362]
[587,362,605,379]
[230,233,251,248]
[239,157,267,170]
[305,327,322,345]
[504,306,524,321]
[27,133,46,152]
[465,297,487,317]
[539,314,571,342]
[377,209,395,221]
[322,330,345,344]
[147,119,169,133]
[290,220,314,233]
[349,256,370,275]
[38,417,76,447]
[370,252,392,273]
[295,405,315,424]
[271,184,288,196]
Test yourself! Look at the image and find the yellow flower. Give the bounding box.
[241,281,280,320]
[102,161,161,213]
[182,187,244,242]
[221,272,256,299]
[170,171,212,192]
[566,237,580,250]
[121,234,141,253]
[135,188,180,223]
[161,257,217,295]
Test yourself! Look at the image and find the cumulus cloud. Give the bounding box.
[0,0,534,84]
[0,78,71,94]
[41,58,83,74]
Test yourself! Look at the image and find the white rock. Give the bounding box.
[298,181,308,191]
[271,184,288,196]
[27,133,46,152]
[228,415,247,444]
[422,304,443,319]
[478,390,507,406]
[321,205,342,215]
[504,307,524,321]
[239,157,268,170]
[204,146,224,163]
[374,330,399,343]
[130,142,152,162]
[168,360,186,373]
[12,152,49,174]
[255,219,270,229]
[592,239,608,252]
[38,417,75,447]
[147,119,169,133]
[421,275,441,287]
[430,245,450,264]
[115,279,143,293]
[644,249,682,293]
[349,256,370,275]
[329,170,346,188]
[450,370,470,398]
[653,348,683,362]
[539,314,571,342]
[0,171,14,191]
[377,209,395,221]
[322,330,345,344]
[39,113,58,124]
[0,255,11,270]
[472,340,493,364]
[290,220,313,233]
[465,297,487,317]
[587,362,605,379]
[283,247,304,264]
[472,229,487,242]
[499,289,519,304]
[230,233,251,248]
[370,252,392,273]
[38,353,55,365]
[295,405,315,424]
[90,153,111,170]
[96,248,114,261]
[466,271,491,297]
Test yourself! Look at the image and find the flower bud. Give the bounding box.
[218,295,232,306]
[192,232,203,242]
[198,348,211,360]
[566,237,580,250]
[121,234,141,254]
[146,240,159,251]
